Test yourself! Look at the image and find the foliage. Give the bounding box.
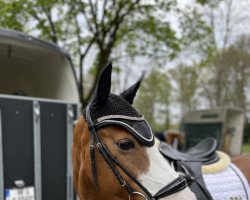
[176,0,250,116]
[242,143,250,153]
[179,7,214,60]
[196,0,221,7]
[0,0,182,106]
[0,0,28,30]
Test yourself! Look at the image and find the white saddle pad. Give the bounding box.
[203,163,250,200]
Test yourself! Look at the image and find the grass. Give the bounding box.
[242,143,250,153]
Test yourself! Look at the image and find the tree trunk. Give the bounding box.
[84,48,111,106]
[79,55,84,106]
[165,104,170,130]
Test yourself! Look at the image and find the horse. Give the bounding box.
[164,130,185,150]
[72,63,250,200]
[232,154,250,185]
[72,63,196,200]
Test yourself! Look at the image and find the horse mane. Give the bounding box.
[72,116,90,197]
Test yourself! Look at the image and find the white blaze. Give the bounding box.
[138,143,197,200]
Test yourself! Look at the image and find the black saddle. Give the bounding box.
[159,137,219,165]
[159,138,219,200]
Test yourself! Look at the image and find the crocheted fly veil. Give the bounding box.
[83,63,154,147]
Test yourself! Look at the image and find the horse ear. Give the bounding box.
[90,63,112,107]
[120,72,145,105]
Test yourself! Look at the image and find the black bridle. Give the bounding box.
[85,105,188,200]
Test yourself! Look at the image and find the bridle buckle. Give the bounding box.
[96,142,102,148]
[122,180,127,187]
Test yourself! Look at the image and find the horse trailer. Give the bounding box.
[0,29,80,200]
[181,107,244,156]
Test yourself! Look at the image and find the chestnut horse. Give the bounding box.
[232,154,250,185]
[164,130,185,150]
[72,63,196,200]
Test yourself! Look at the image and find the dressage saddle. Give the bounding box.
[159,137,219,165]
[159,138,219,200]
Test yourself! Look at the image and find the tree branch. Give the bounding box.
[78,2,103,49]
[101,0,108,29]
[88,0,99,32]
[79,1,96,34]
[30,11,54,42]
[73,8,97,105]
[74,14,82,58]
[209,7,218,51]
[41,5,58,43]
[223,0,233,51]
[106,0,140,50]
[79,36,96,105]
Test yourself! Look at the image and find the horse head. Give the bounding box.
[72,63,196,200]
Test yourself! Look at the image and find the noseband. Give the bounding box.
[85,105,188,200]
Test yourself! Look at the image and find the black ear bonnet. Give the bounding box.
[83,63,154,147]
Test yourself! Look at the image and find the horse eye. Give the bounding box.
[117,139,135,151]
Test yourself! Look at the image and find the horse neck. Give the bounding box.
[72,117,91,198]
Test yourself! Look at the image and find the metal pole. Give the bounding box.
[0,109,4,200]
[67,104,74,200]
[74,104,81,200]
[33,101,42,200]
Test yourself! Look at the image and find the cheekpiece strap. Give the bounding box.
[86,105,99,189]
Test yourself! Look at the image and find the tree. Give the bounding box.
[167,2,217,114]
[176,0,250,110]
[198,0,250,108]
[135,70,172,130]
[200,36,250,109]
[169,64,198,116]
[0,0,180,106]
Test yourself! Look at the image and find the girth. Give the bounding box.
[85,105,188,200]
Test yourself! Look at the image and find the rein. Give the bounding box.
[85,105,188,200]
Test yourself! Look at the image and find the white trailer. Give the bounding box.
[0,29,80,200]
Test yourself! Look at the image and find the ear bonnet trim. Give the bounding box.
[97,115,144,122]
[96,119,154,144]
